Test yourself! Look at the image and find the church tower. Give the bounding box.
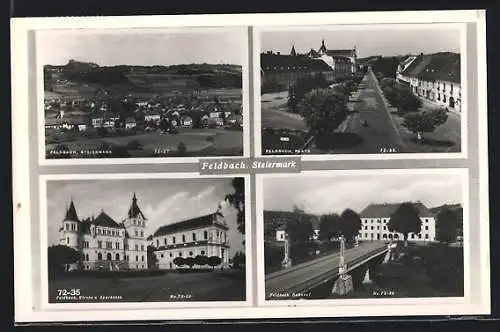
[60,199,81,251]
[290,45,297,56]
[122,193,148,269]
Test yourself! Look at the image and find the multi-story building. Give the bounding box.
[58,193,149,271]
[307,39,357,74]
[151,207,231,269]
[357,202,436,242]
[396,52,461,112]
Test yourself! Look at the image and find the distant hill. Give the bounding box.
[44,60,243,90]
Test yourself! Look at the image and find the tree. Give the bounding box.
[194,255,209,267]
[318,213,341,242]
[396,89,422,112]
[338,209,362,242]
[177,141,187,156]
[225,177,245,234]
[173,256,185,268]
[388,202,422,247]
[184,257,195,269]
[47,245,80,274]
[436,208,460,244]
[298,88,349,145]
[232,251,246,268]
[402,108,448,142]
[207,256,222,269]
[147,246,158,269]
[287,85,297,113]
[286,210,314,245]
[126,139,143,150]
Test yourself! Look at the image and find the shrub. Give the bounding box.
[177,141,187,156]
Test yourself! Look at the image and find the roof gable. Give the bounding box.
[65,200,79,222]
[94,211,123,228]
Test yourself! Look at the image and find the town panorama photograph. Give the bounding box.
[39,28,245,160]
[261,171,464,300]
[44,177,246,303]
[259,25,462,156]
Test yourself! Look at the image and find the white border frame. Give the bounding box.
[36,26,250,166]
[255,168,471,308]
[253,22,468,160]
[37,173,253,311]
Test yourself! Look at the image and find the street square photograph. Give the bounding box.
[39,27,245,160]
[258,25,463,156]
[43,176,247,303]
[261,170,465,300]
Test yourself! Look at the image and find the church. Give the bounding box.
[305,39,358,75]
[58,193,149,271]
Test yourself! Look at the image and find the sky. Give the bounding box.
[46,177,245,254]
[263,173,463,216]
[261,26,461,58]
[37,28,244,66]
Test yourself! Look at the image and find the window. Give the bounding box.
[365,233,368,238]
[141,245,144,251]
[425,226,429,230]
[141,231,144,237]
[156,240,159,247]
[371,226,374,230]
[169,253,173,257]
[182,235,186,243]
[192,233,196,241]
[164,238,167,245]
[377,226,380,230]
[425,234,429,239]
[179,252,183,257]
[65,224,69,230]
[173,236,176,244]
[97,228,101,235]
[135,230,138,236]
[116,253,120,260]
[115,242,120,249]
[136,256,138,262]
[204,231,208,240]
[126,255,129,261]
[201,250,205,255]
[98,241,102,248]
[67,237,70,244]
[142,256,144,262]
[97,253,102,260]
[106,241,112,249]
[189,251,193,256]
[85,254,89,261]
[135,244,138,251]
[161,254,164,258]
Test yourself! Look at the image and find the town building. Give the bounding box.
[57,193,149,271]
[125,117,137,129]
[396,52,461,112]
[307,39,357,75]
[358,202,436,242]
[91,112,120,128]
[45,116,87,132]
[263,210,320,242]
[260,51,335,89]
[151,206,230,269]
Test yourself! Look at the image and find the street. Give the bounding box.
[265,241,387,298]
[261,91,308,131]
[49,271,246,302]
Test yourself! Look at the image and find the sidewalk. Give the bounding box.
[418,96,462,117]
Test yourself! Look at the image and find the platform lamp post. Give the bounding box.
[331,235,354,296]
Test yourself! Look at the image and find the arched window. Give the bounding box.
[136,256,138,262]
[164,238,167,245]
[107,253,112,261]
[116,253,120,260]
[192,233,196,241]
[204,231,208,240]
[85,254,89,261]
[142,256,144,262]
[182,235,186,243]
[97,253,102,260]
[172,236,176,244]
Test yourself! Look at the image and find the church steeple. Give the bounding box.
[290,45,297,56]
[128,192,146,220]
[319,38,327,54]
[65,199,79,222]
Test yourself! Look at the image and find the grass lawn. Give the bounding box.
[49,271,246,303]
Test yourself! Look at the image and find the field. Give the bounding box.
[46,128,244,158]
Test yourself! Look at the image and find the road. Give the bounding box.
[265,241,387,298]
[49,271,246,302]
[338,69,407,154]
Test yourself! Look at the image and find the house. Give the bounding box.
[45,116,87,132]
[92,113,120,128]
[358,202,436,242]
[58,193,148,271]
[396,52,461,112]
[151,206,230,270]
[144,111,161,123]
[180,115,193,128]
[125,117,137,129]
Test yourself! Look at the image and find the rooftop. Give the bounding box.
[260,53,333,72]
[401,52,461,84]
[153,211,227,237]
[359,202,435,218]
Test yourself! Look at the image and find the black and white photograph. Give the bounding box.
[258,25,464,156]
[260,170,466,301]
[42,175,247,303]
[39,28,247,161]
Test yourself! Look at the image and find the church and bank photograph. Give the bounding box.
[257,25,464,156]
[43,175,247,303]
[259,169,466,301]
